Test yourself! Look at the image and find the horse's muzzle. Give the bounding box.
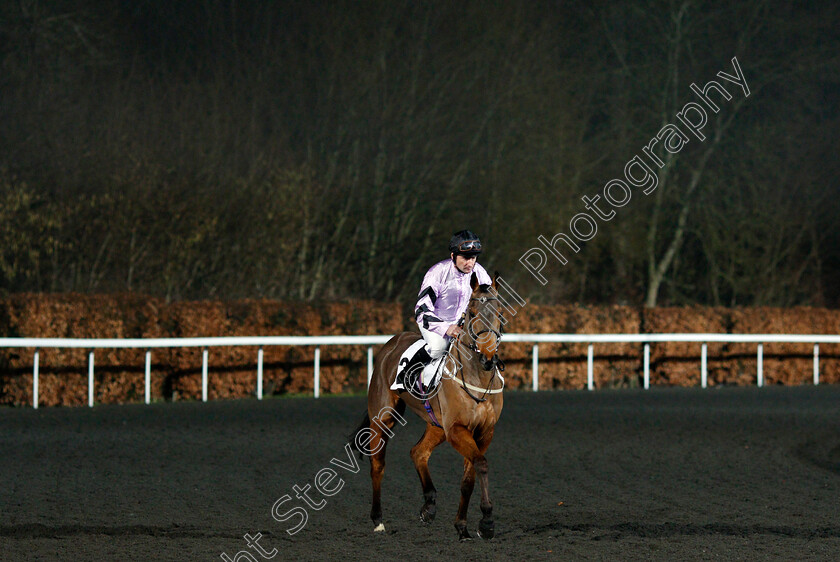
[480,354,505,372]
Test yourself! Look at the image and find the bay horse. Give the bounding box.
[351,271,505,541]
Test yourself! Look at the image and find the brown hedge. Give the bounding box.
[504,305,641,390]
[2,296,839,406]
[0,294,402,406]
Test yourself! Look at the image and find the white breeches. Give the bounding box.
[420,326,449,359]
[419,326,450,386]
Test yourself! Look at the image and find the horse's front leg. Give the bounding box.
[455,458,476,540]
[411,424,446,523]
[447,425,494,541]
[474,426,496,539]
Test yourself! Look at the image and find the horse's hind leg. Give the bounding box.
[368,398,406,532]
[411,424,446,523]
[369,423,388,531]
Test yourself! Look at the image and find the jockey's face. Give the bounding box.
[452,253,477,274]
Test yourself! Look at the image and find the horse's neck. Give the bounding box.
[452,337,490,382]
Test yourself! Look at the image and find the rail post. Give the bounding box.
[145,350,151,404]
[532,344,539,391]
[757,344,763,387]
[643,343,650,390]
[257,347,264,400]
[33,349,39,409]
[813,344,819,385]
[587,344,594,391]
[202,348,209,402]
[367,346,374,388]
[88,350,95,407]
[314,347,320,398]
[701,343,708,389]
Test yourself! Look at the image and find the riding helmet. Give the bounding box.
[449,230,483,256]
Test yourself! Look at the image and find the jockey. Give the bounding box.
[414,230,492,387]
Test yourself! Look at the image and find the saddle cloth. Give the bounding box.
[390,339,438,392]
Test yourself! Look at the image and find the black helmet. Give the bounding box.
[449,230,483,256]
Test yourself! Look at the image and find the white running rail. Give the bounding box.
[1,333,837,408]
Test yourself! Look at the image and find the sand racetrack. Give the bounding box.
[2,386,839,561]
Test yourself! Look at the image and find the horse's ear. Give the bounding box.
[492,271,500,289]
[470,271,479,291]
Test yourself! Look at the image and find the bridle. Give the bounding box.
[466,296,503,345]
[449,293,505,402]
[465,295,505,372]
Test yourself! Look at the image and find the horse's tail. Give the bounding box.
[348,412,372,459]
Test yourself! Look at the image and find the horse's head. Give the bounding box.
[465,271,504,371]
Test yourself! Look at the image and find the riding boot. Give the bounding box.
[421,356,444,388]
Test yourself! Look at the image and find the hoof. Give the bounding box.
[478,519,495,540]
[456,523,472,542]
[373,523,386,532]
[420,503,436,523]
